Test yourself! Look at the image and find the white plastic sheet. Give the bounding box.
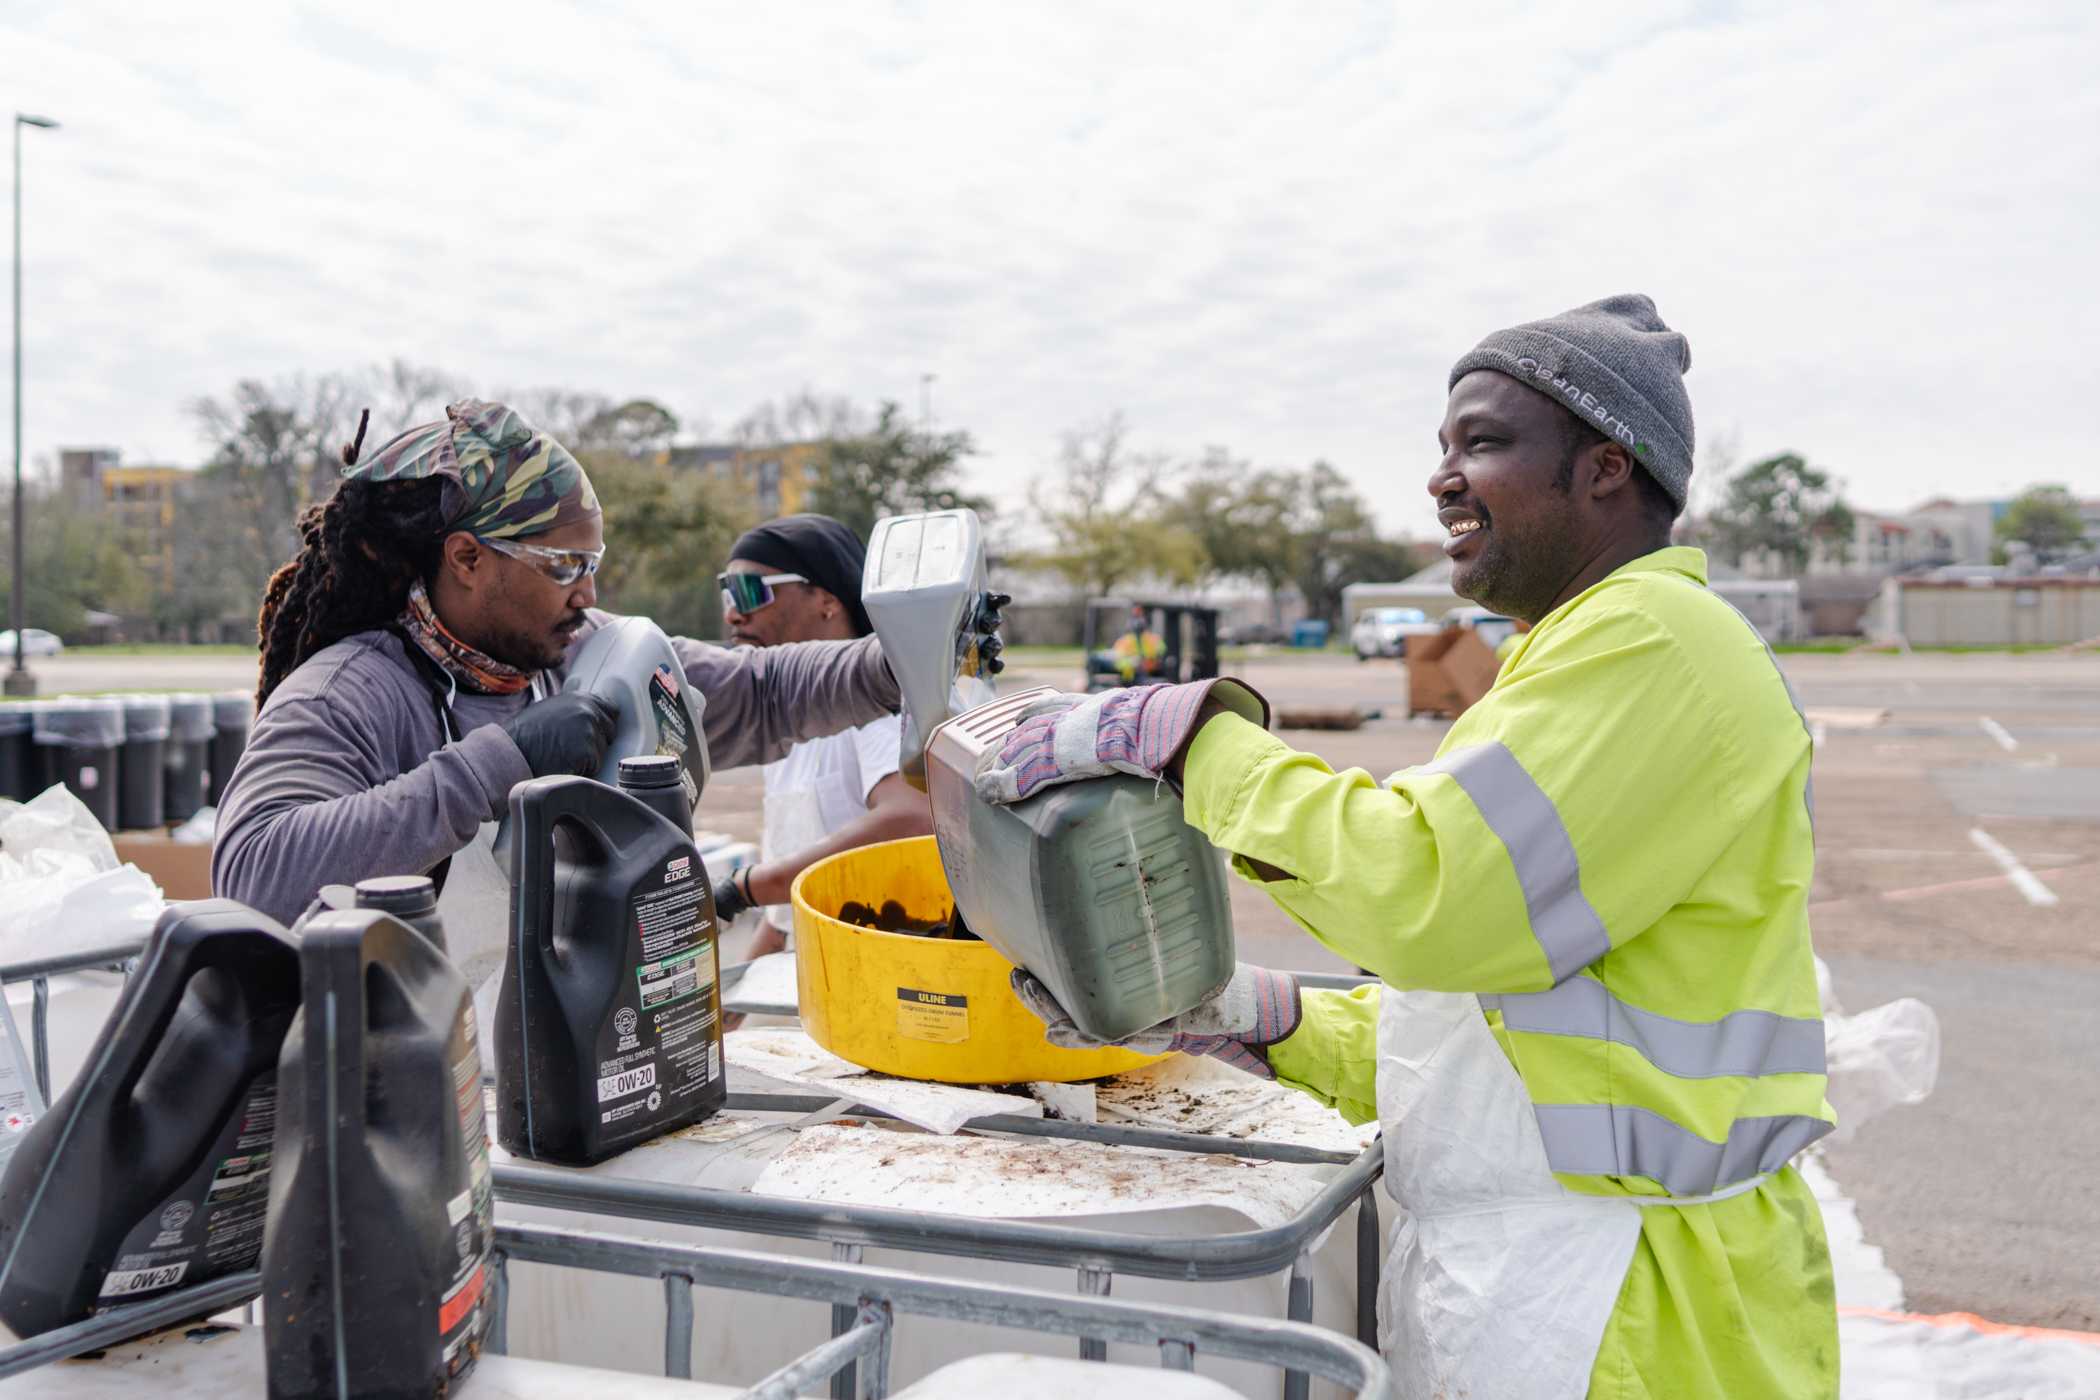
[893,1354,1243,1398]
[0,786,162,965]
[752,1120,1326,1230]
[1839,1307,2100,1399]
[724,1026,1041,1134]
[722,950,798,1012]
[1090,1055,1382,1154]
[168,806,216,845]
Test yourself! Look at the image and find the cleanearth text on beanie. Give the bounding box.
[1449,293,1696,509]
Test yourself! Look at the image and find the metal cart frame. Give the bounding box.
[526,966,1388,1400]
[0,1223,1394,1399]
[0,950,1390,1400]
[0,939,142,1103]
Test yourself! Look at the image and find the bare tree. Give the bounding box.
[1026,415,1201,598]
[733,390,860,448]
[358,359,474,439]
[190,373,359,579]
[504,388,617,450]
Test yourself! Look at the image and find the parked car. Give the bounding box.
[1440,606,1517,651]
[0,628,63,657]
[1350,607,1432,660]
[1218,621,1288,646]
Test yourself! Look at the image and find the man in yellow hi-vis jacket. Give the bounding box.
[978,295,1838,1399]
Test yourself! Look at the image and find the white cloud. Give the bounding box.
[2,0,2094,538]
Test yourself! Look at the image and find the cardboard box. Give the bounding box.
[112,832,214,901]
[1407,625,1502,719]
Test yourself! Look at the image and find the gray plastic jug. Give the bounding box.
[495,618,711,878]
[861,508,1003,788]
[926,687,1236,1043]
[562,617,709,818]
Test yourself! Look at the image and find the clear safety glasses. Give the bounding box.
[718,571,808,615]
[479,537,605,587]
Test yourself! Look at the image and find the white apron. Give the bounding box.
[428,676,548,1057]
[1374,988,1766,1399]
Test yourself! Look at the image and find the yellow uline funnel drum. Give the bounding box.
[791,835,1166,1084]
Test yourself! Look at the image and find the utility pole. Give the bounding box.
[919,372,936,431]
[8,113,59,698]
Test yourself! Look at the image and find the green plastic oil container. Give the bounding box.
[926,686,1236,1043]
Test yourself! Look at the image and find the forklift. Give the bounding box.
[1081,598,1221,691]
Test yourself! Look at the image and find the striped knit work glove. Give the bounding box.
[1008,964,1303,1079]
[972,679,1270,806]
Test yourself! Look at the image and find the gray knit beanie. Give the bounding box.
[1448,293,1696,510]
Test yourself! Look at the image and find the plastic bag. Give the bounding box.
[0,784,122,877]
[1815,956,1941,1145]
[0,785,163,966]
[169,806,216,845]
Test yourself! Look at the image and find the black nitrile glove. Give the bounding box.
[712,864,755,924]
[503,692,618,778]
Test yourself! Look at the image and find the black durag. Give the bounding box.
[729,514,873,637]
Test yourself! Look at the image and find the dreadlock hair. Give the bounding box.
[255,417,450,707]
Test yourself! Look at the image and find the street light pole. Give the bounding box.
[919,372,936,431]
[8,113,58,698]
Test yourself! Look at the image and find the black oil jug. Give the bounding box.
[617,752,694,829]
[262,906,494,1400]
[0,900,299,1337]
[354,874,446,953]
[498,773,726,1165]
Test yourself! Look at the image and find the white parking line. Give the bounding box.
[1967,827,2059,907]
[1979,716,2019,752]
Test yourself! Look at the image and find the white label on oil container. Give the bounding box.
[101,1261,189,1298]
[597,1062,657,1103]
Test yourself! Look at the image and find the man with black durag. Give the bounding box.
[710,514,934,956]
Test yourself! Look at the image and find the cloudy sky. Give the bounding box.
[3,1,2095,538]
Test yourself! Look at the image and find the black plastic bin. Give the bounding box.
[31,697,125,830]
[0,704,32,803]
[208,691,251,807]
[163,692,214,823]
[118,694,172,830]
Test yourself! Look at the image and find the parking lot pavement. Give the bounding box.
[19,650,262,695]
[27,646,2100,1326]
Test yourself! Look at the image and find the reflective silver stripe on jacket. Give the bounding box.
[1532,1103,1832,1197]
[1481,977,1826,1081]
[1423,743,1610,982]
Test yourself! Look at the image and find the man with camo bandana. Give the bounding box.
[214,399,904,981]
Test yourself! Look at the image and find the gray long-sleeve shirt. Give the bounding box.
[212,612,898,925]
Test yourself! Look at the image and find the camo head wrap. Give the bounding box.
[344,398,600,540]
